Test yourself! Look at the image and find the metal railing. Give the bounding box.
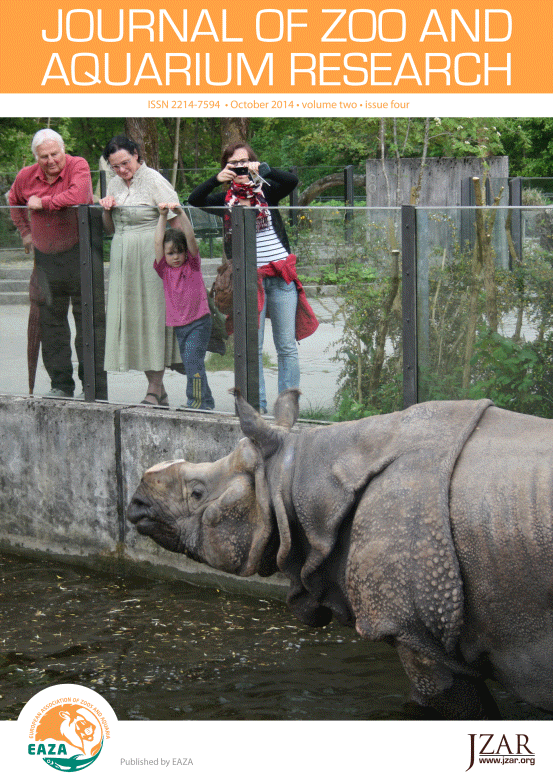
[3,200,553,419]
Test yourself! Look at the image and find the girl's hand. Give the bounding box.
[158,202,182,214]
[99,196,117,210]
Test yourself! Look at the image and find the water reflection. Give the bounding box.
[0,552,547,721]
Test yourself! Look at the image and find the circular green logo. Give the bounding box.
[18,685,116,774]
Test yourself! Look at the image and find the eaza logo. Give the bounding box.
[29,702,103,772]
[18,684,117,773]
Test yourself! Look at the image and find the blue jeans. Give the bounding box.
[174,315,215,409]
[258,276,300,412]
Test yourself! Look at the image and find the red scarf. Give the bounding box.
[224,179,269,232]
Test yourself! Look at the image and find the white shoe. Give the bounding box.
[43,388,73,398]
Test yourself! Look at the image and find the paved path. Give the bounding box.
[0,295,346,418]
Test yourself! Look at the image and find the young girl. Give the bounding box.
[154,203,215,410]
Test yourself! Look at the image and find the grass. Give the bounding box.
[205,336,276,371]
[297,402,335,422]
[198,237,223,258]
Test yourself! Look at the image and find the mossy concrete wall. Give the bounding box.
[0,395,288,598]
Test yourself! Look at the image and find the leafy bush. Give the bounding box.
[298,202,553,421]
[291,210,403,419]
[468,330,553,417]
[302,262,377,287]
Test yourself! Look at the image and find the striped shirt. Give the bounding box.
[256,212,288,267]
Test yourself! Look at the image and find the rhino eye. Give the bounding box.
[190,487,204,501]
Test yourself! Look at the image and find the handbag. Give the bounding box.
[206,289,227,356]
[210,260,233,316]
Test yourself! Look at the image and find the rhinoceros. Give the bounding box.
[127,389,553,719]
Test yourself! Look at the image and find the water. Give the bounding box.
[0,552,548,721]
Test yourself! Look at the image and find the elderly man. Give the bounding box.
[9,129,93,398]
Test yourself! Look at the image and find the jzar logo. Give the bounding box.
[467,733,536,771]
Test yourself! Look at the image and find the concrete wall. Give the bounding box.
[0,395,288,599]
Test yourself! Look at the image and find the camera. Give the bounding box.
[231,166,249,175]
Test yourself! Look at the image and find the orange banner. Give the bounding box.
[0,0,551,93]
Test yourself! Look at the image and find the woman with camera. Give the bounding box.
[188,143,317,414]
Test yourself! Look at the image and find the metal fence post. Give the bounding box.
[460,176,474,250]
[344,164,354,242]
[289,166,299,227]
[231,207,259,410]
[78,205,107,401]
[509,176,523,265]
[402,204,418,408]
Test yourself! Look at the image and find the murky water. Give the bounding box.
[0,552,548,721]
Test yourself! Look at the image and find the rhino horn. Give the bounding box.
[230,388,300,458]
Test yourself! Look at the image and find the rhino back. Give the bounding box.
[451,406,553,710]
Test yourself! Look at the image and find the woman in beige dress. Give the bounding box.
[99,135,184,406]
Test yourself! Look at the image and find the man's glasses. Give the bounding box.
[228,158,249,166]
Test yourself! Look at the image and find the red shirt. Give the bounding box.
[9,154,93,254]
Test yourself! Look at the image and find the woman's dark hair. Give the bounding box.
[103,135,142,162]
[221,142,257,170]
[163,227,187,254]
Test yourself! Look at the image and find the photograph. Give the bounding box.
[1,1,553,779]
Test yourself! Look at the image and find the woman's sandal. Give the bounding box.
[140,392,169,407]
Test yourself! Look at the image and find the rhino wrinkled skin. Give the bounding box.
[127,389,553,719]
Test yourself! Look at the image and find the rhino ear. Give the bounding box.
[230,388,296,458]
[205,437,274,577]
[272,388,300,430]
